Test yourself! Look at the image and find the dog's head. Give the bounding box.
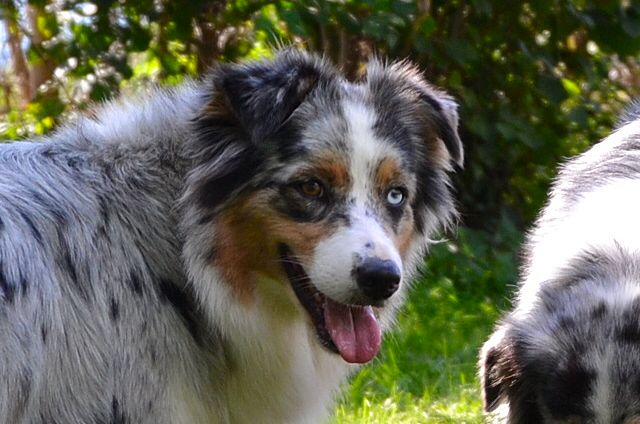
[480,252,640,423]
[184,50,462,364]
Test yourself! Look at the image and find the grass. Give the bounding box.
[331,225,520,423]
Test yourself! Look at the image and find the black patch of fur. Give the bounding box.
[62,250,81,294]
[41,324,47,344]
[19,272,27,298]
[616,321,640,344]
[157,278,201,346]
[542,361,595,419]
[194,148,262,210]
[109,297,120,322]
[55,230,90,301]
[28,188,68,228]
[96,194,110,237]
[19,210,43,245]
[0,262,14,303]
[127,270,143,297]
[591,301,608,320]
[219,54,323,142]
[110,397,127,424]
[271,119,311,163]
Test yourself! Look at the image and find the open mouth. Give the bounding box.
[278,244,382,364]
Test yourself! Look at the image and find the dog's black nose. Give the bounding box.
[355,258,401,302]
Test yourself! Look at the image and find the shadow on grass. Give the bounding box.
[333,224,521,423]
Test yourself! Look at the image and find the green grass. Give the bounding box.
[331,225,520,423]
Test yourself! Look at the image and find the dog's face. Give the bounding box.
[185,51,461,364]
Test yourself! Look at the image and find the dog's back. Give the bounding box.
[480,114,640,423]
[0,87,229,423]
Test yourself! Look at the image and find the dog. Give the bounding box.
[0,50,462,423]
[479,104,640,423]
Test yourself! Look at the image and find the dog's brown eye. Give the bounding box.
[299,180,324,198]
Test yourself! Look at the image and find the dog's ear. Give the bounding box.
[416,87,463,169]
[479,326,520,412]
[368,60,463,169]
[210,50,329,143]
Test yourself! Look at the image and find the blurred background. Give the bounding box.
[2,0,640,422]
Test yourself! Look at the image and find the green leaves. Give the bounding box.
[1,0,638,237]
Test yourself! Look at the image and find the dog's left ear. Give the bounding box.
[368,60,463,169]
[211,50,330,143]
[416,87,463,169]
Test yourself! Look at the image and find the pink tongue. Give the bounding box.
[323,298,381,364]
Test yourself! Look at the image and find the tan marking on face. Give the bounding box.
[624,417,640,424]
[211,191,338,304]
[374,157,404,192]
[301,152,350,191]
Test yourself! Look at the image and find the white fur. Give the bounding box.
[309,205,403,304]
[183,257,352,423]
[516,177,640,318]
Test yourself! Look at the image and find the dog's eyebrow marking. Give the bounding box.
[305,153,350,190]
[374,157,403,188]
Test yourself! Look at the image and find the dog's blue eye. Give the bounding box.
[386,188,405,206]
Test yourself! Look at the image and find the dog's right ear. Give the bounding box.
[208,50,331,144]
[479,326,520,412]
[188,51,334,211]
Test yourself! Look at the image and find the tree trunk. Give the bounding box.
[26,4,56,97]
[4,1,31,107]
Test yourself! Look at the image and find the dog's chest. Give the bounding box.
[222,321,351,423]
[163,319,350,424]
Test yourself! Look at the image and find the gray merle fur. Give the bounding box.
[0,50,460,423]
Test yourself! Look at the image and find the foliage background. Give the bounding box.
[2,0,640,422]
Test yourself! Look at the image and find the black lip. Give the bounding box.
[278,243,338,354]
